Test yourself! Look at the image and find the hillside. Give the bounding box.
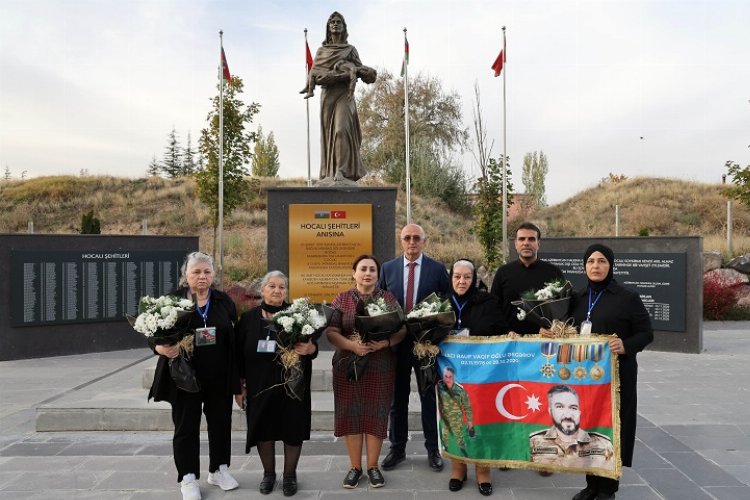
[1,175,748,287]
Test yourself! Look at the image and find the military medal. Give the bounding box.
[573,343,588,380]
[589,343,605,380]
[540,342,557,378]
[557,343,572,380]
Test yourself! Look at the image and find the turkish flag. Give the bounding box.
[331,211,346,219]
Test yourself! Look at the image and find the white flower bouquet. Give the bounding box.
[354,296,404,342]
[126,294,199,393]
[405,292,455,394]
[512,279,573,329]
[267,298,330,400]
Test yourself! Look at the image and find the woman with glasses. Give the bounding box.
[148,251,241,500]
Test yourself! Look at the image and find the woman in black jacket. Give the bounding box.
[569,244,653,500]
[446,259,510,496]
[148,251,241,500]
[235,271,317,496]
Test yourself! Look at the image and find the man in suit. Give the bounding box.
[378,223,451,472]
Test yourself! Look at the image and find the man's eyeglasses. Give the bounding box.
[401,235,422,242]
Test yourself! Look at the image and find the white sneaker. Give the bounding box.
[181,474,201,500]
[207,464,239,491]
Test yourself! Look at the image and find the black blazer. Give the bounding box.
[378,253,450,309]
[451,290,509,336]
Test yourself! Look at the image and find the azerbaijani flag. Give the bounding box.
[437,336,619,478]
[400,35,409,77]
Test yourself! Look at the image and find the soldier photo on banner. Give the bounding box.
[436,336,621,479]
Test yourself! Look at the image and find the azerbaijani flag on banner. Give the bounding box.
[437,336,621,479]
[305,40,314,74]
[400,35,409,77]
[221,47,232,83]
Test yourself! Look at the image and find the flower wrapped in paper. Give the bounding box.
[406,292,455,394]
[127,294,199,392]
[511,280,576,336]
[347,297,404,381]
[266,298,330,400]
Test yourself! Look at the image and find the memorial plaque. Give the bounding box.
[11,250,186,327]
[288,204,373,303]
[542,252,687,332]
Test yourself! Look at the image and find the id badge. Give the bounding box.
[195,326,217,346]
[449,328,470,337]
[257,339,277,353]
[580,320,592,336]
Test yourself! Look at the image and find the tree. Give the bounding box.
[162,127,183,178]
[182,132,199,176]
[196,75,260,247]
[251,126,280,177]
[358,69,468,185]
[470,84,512,269]
[522,151,548,208]
[147,155,161,177]
[726,160,750,208]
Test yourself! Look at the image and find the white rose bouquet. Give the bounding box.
[405,292,455,394]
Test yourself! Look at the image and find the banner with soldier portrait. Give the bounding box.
[436,336,621,479]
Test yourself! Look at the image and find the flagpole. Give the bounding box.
[403,27,411,224]
[501,26,508,264]
[305,28,312,187]
[218,30,225,289]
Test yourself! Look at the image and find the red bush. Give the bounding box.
[703,273,742,320]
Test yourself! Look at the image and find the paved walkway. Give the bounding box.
[1,323,748,499]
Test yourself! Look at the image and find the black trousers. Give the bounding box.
[388,340,438,452]
[171,387,233,482]
[586,474,619,495]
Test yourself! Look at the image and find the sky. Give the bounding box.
[1,0,748,205]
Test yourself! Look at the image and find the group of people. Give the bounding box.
[149,220,653,500]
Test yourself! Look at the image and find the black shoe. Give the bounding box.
[595,494,615,500]
[448,475,467,492]
[259,473,276,494]
[282,475,297,496]
[381,449,406,470]
[428,450,444,471]
[478,482,493,496]
[572,487,598,500]
[367,467,385,488]
[539,470,554,477]
[342,467,362,489]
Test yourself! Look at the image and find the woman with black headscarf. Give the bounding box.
[444,259,510,496]
[569,244,653,500]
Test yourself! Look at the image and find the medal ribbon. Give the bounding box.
[195,290,211,327]
[557,343,572,364]
[573,344,588,363]
[587,288,604,321]
[589,343,604,362]
[541,342,557,357]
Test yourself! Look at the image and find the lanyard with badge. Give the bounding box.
[194,291,217,346]
[580,288,603,336]
[257,315,278,354]
[449,296,470,336]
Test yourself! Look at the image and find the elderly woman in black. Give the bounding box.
[235,271,317,496]
[148,251,240,500]
[446,259,510,496]
[570,244,653,500]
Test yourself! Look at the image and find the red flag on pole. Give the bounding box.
[400,35,409,77]
[305,40,314,74]
[221,47,232,82]
[491,38,506,77]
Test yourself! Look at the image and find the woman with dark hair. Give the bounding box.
[235,271,317,496]
[325,254,406,489]
[569,244,653,500]
[148,251,240,500]
[444,259,510,496]
[301,11,376,182]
